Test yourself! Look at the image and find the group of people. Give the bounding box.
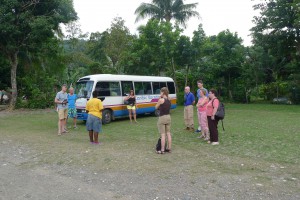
[54,81,220,151]
[54,84,78,136]
[183,80,220,145]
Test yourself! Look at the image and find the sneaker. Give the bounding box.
[211,142,219,145]
[194,129,201,133]
[92,142,102,145]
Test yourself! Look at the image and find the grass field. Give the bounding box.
[0,104,299,199]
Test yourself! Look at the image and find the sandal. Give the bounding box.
[156,150,165,154]
[165,149,172,153]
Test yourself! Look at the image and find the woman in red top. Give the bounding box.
[196,89,209,140]
[206,89,220,145]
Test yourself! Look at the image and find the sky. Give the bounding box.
[72,0,259,46]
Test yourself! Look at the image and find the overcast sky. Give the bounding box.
[73,0,259,46]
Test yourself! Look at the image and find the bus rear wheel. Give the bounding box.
[154,109,160,117]
[102,109,112,124]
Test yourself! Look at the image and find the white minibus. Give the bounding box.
[75,74,177,124]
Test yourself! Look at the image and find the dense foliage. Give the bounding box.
[0,0,299,109]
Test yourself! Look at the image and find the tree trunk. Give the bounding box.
[228,73,233,100]
[185,65,190,87]
[8,51,19,110]
[171,57,179,94]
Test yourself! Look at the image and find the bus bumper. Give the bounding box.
[77,109,88,121]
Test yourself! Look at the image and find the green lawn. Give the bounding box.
[0,104,299,185]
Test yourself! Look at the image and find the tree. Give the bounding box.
[87,17,133,74]
[0,0,77,109]
[104,17,134,74]
[135,0,199,27]
[251,0,300,102]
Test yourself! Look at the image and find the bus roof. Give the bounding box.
[77,74,174,82]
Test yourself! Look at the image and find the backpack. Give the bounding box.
[155,137,167,152]
[212,98,225,131]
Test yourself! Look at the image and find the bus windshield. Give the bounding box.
[75,81,94,98]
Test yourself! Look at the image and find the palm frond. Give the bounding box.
[135,3,163,23]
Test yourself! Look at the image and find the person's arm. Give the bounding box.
[54,93,62,104]
[211,99,219,120]
[192,94,195,105]
[98,101,104,112]
[155,98,164,109]
[199,97,208,106]
[196,99,200,108]
[134,96,138,109]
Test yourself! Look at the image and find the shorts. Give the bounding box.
[157,114,171,134]
[86,114,102,133]
[58,108,68,120]
[68,108,77,118]
[127,105,136,110]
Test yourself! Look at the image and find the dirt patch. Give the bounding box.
[0,139,299,200]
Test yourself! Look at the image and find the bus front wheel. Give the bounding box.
[102,109,112,124]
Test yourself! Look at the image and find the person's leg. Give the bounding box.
[58,109,64,134]
[128,109,132,122]
[161,132,166,152]
[184,106,189,129]
[73,117,77,128]
[166,131,172,151]
[89,131,94,142]
[63,109,68,132]
[157,117,164,153]
[132,109,137,122]
[207,116,217,142]
[92,116,101,144]
[202,112,209,139]
[60,119,65,134]
[197,110,202,132]
[188,105,194,130]
[64,118,68,132]
[93,132,99,143]
[213,119,219,142]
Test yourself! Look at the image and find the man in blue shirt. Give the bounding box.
[67,87,78,129]
[184,86,195,131]
[196,80,208,133]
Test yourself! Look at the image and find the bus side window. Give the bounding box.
[95,82,110,96]
[153,82,167,94]
[167,82,176,94]
[110,82,121,96]
[121,81,133,96]
[152,82,160,94]
[134,82,144,95]
[144,82,152,94]
[95,81,120,97]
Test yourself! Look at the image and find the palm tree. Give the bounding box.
[135,0,200,27]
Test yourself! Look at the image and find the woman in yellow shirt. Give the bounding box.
[86,91,104,144]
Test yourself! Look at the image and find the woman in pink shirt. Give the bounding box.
[196,89,209,140]
[206,89,220,145]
